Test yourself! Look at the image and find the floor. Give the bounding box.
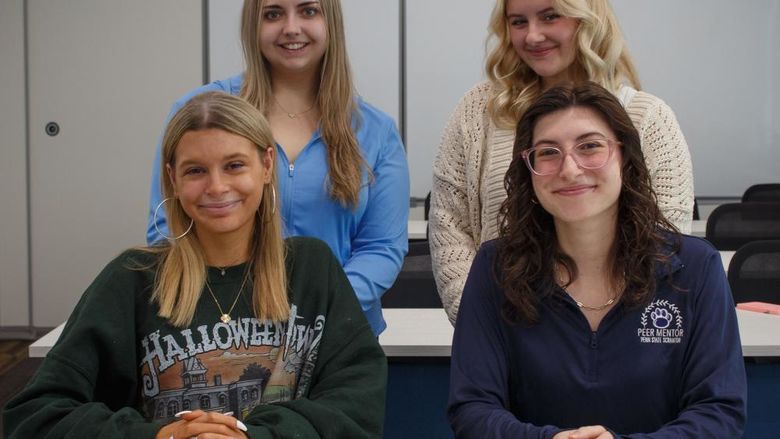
[0,339,32,377]
[1,339,42,437]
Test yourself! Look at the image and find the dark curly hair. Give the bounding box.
[497,82,679,325]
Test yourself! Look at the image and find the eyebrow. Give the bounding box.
[533,131,608,147]
[575,131,609,141]
[507,7,555,18]
[537,7,556,16]
[175,158,201,169]
[176,152,250,169]
[263,1,320,9]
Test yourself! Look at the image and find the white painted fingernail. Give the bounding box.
[236,420,248,432]
[174,410,192,417]
[223,411,234,416]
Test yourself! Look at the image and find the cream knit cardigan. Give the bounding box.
[429,81,694,324]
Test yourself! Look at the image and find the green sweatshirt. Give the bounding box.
[3,237,387,438]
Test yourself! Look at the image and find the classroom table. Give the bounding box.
[380,308,780,438]
[29,308,778,437]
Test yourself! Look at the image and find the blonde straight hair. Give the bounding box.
[485,0,641,128]
[239,0,368,207]
[150,91,289,327]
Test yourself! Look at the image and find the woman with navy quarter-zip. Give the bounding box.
[146,0,409,337]
[448,83,746,438]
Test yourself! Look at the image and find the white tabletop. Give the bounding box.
[381,308,780,357]
[379,309,453,357]
[29,322,65,358]
[31,306,779,359]
[408,220,427,240]
[738,309,780,356]
[721,250,735,271]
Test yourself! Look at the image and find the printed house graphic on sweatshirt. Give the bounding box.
[148,355,272,421]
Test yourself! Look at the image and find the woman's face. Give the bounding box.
[529,106,623,228]
[259,0,328,79]
[506,0,579,88]
[167,128,273,244]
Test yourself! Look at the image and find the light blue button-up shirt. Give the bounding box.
[148,74,409,335]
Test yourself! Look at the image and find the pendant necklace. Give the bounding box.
[273,96,316,119]
[205,267,250,323]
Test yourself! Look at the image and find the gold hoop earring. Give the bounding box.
[259,185,277,221]
[153,197,193,240]
[270,185,277,215]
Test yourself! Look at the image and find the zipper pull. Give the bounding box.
[288,163,295,177]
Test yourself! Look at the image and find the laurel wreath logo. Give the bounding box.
[640,299,683,329]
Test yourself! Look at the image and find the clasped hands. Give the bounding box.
[554,425,614,439]
[156,410,248,439]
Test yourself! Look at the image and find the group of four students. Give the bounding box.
[3,0,746,438]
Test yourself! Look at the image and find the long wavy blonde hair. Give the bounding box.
[239,0,367,207]
[486,0,641,128]
[150,91,289,327]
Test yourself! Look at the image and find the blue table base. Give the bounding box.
[384,358,780,439]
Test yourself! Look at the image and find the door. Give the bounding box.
[27,0,204,326]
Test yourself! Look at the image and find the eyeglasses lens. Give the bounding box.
[529,140,610,175]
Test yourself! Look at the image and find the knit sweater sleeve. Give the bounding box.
[627,93,694,234]
[2,251,163,439]
[429,83,491,325]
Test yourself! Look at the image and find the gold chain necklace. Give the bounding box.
[562,283,616,311]
[205,268,250,323]
[273,96,316,119]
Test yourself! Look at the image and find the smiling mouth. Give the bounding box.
[280,42,307,50]
[555,185,595,196]
[527,47,555,57]
[199,200,241,213]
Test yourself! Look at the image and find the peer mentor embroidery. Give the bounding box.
[637,299,684,344]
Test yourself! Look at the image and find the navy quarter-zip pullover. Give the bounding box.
[449,235,746,438]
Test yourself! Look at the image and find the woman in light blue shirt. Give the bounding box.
[147,0,409,336]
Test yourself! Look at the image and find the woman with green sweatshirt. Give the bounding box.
[3,92,386,439]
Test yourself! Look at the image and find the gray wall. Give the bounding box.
[0,0,30,329]
[0,0,203,330]
[2,1,779,330]
[612,0,780,197]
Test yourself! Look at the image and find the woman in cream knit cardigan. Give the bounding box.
[429,0,694,324]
